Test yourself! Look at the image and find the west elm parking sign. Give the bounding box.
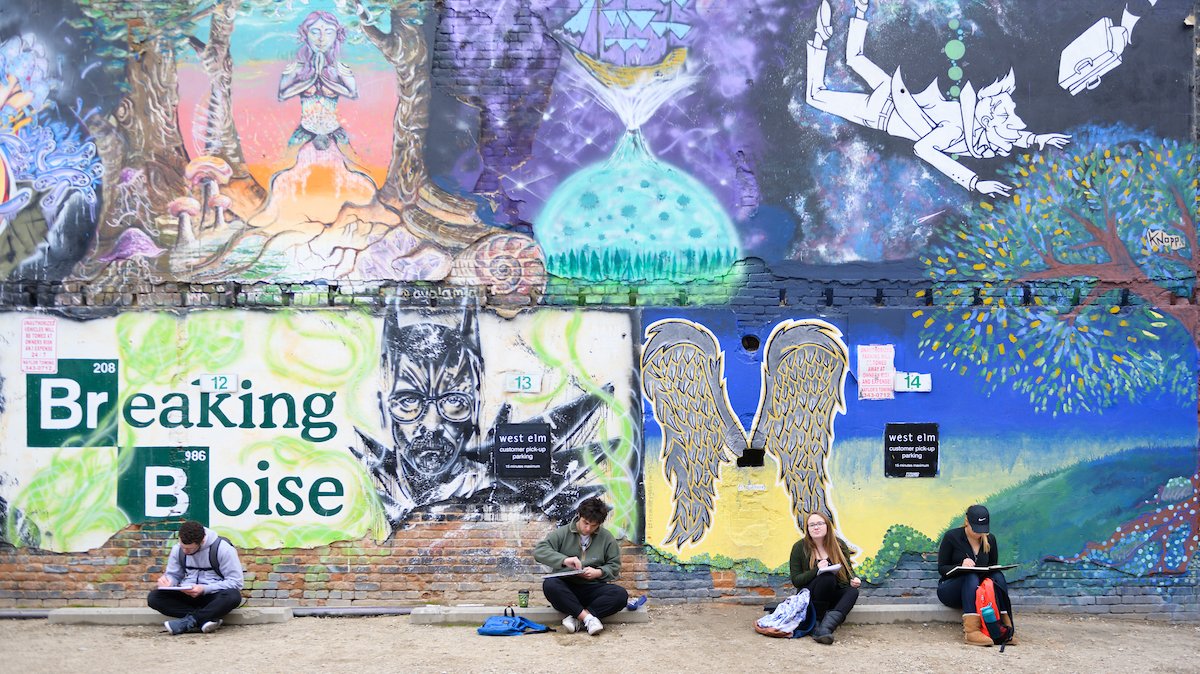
[26,359,118,447]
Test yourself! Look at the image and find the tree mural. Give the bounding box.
[72,0,274,280]
[336,0,488,244]
[918,135,1199,573]
[49,1,536,288]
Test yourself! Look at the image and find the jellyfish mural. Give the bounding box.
[534,0,740,282]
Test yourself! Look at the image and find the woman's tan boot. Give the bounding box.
[1001,612,1018,645]
[962,614,994,646]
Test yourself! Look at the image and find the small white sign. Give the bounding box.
[894,372,932,392]
[857,344,895,400]
[21,317,57,374]
[195,374,239,393]
[503,372,543,393]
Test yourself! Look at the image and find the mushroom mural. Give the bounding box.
[208,193,233,227]
[184,156,233,229]
[94,227,166,282]
[167,196,202,249]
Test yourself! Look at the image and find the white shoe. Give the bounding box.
[583,615,604,636]
[201,619,223,634]
[561,616,580,634]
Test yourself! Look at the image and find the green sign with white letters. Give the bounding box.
[26,359,118,447]
[117,446,211,524]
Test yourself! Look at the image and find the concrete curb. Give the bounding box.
[34,603,953,626]
[843,604,962,624]
[409,605,651,625]
[46,607,292,626]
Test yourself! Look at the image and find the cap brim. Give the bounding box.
[969,522,990,534]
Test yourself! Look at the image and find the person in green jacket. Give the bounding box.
[534,497,628,636]
[789,512,861,644]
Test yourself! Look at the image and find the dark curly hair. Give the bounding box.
[178,520,205,545]
[577,497,609,524]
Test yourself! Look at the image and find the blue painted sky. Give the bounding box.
[190,0,383,66]
[640,309,1198,445]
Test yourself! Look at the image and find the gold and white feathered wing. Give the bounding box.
[749,320,849,530]
[642,319,748,548]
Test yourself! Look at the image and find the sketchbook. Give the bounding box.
[159,585,195,591]
[817,564,842,575]
[946,564,1016,576]
[544,568,585,579]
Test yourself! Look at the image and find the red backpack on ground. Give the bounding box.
[975,578,1014,649]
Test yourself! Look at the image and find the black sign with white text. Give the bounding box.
[884,423,939,478]
[493,423,552,478]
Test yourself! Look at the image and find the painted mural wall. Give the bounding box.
[639,309,1198,580]
[0,0,1195,610]
[0,1,1187,290]
[0,308,641,551]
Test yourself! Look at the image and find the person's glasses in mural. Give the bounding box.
[388,390,474,424]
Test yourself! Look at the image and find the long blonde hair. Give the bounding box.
[802,512,851,582]
[963,519,992,554]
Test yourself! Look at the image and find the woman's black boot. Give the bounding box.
[811,610,846,645]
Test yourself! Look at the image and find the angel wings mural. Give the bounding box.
[642,318,849,549]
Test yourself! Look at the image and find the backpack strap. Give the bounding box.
[516,617,550,633]
[178,536,228,581]
[209,537,228,580]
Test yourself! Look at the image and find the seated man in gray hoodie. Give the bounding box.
[148,520,244,635]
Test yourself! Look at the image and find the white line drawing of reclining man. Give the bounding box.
[806,0,1071,198]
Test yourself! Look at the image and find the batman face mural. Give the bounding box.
[352,305,621,530]
[381,317,482,482]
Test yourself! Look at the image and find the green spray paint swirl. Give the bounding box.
[12,448,126,552]
[527,311,639,538]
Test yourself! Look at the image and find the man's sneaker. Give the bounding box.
[164,615,197,635]
[561,616,580,634]
[201,619,223,634]
[583,614,604,636]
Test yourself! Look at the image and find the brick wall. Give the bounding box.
[1,271,1198,618]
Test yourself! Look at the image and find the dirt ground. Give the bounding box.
[2,604,1198,674]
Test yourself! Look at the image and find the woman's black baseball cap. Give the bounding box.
[966,504,990,533]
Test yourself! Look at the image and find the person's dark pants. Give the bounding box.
[937,571,1009,614]
[542,577,628,620]
[804,572,859,619]
[148,588,242,624]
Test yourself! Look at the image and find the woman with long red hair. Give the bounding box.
[789,512,861,644]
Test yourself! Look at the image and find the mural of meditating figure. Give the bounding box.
[805,0,1071,197]
[253,10,376,227]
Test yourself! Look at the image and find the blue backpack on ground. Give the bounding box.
[477,607,551,636]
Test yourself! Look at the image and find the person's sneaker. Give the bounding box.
[583,615,604,636]
[561,616,580,634]
[164,615,197,635]
[201,619,223,634]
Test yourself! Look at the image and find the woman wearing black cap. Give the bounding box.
[936,504,1013,646]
